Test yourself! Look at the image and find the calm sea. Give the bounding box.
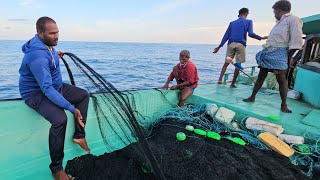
[0,40,261,99]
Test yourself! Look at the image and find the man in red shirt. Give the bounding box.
[163,50,199,107]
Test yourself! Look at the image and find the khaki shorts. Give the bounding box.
[225,42,246,63]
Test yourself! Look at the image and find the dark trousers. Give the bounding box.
[25,83,90,174]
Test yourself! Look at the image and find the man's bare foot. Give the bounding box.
[230,84,237,88]
[218,81,222,84]
[243,97,255,102]
[73,138,91,153]
[52,170,73,180]
[281,104,292,113]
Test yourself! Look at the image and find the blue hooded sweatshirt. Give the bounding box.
[19,34,75,113]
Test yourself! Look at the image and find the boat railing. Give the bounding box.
[222,66,257,84]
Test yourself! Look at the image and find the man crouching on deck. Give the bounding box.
[163,50,199,107]
[243,0,303,113]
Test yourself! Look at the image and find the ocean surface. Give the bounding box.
[0,40,262,99]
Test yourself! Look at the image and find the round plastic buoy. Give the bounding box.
[267,115,280,121]
[194,129,207,136]
[185,125,194,132]
[176,132,186,141]
[207,131,221,140]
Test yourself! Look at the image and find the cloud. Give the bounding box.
[91,0,197,41]
[179,21,275,44]
[185,26,227,32]
[55,20,277,45]
[19,0,43,9]
[8,19,29,22]
[19,0,34,7]
[0,18,34,40]
[95,0,196,28]
[146,0,194,17]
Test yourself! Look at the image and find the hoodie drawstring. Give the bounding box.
[46,46,56,69]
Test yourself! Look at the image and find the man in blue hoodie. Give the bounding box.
[213,8,268,88]
[19,17,90,180]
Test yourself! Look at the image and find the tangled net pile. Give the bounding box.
[61,53,319,180]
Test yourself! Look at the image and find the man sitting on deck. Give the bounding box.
[163,50,199,107]
[244,0,304,113]
[19,17,90,180]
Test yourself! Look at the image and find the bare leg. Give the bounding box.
[218,62,230,84]
[243,68,268,102]
[230,68,240,88]
[276,73,292,113]
[178,88,193,107]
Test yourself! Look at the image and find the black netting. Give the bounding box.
[66,119,312,180]
[61,53,318,180]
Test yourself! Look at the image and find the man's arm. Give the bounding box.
[163,72,174,89]
[288,17,303,50]
[288,17,304,67]
[29,57,75,113]
[213,24,231,53]
[176,81,190,87]
[288,49,299,68]
[172,64,197,90]
[247,20,267,40]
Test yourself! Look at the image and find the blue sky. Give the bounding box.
[0,0,319,44]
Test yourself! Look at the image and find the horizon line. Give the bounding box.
[0,39,264,46]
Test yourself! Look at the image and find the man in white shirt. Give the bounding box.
[243,0,303,113]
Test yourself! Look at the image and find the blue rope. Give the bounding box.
[153,104,320,177]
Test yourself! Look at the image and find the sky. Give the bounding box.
[0,0,319,45]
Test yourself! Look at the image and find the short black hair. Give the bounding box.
[36,16,56,33]
[239,8,249,16]
[272,0,291,12]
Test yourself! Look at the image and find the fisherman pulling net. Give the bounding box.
[60,53,319,180]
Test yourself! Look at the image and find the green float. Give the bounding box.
[226,136,246,146]
[176,132,186,141]
[206,131,221,140]
[267,115,280,121]
[194,129,207,136]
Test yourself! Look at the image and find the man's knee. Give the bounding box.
[258,69,268,78]
[51,112,68,127]
[77,88,90,102]
[81,89,90,100]
[180,89,192,101]
[276,74,287,84]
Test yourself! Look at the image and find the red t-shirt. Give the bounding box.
[168,60,199,88]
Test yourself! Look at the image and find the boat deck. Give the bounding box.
[192,83,320,138]
[1,82,319,180]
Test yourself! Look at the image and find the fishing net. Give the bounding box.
[60,53,319,180]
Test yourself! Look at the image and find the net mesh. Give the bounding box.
[60,53,319,180]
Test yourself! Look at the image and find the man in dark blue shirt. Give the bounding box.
[213,8,268,88]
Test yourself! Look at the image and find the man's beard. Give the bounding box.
[43,36,58,46]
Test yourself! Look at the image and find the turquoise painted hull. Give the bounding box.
[1,84,319,179]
